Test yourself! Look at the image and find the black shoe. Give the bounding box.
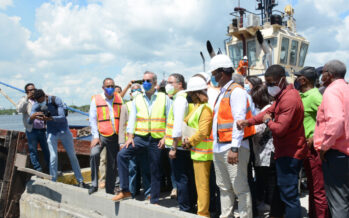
[88,186,98,195]
[78,182,87,189]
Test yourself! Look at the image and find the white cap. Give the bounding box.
[185,76,208,92]
[209,54,233,72]
[243,56,248,60]
[198,72,210,83]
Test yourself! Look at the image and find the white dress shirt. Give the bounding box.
[171,90,188,138]
[89,93,116,139]
[212,80,249,153]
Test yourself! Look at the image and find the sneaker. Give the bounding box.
[170,188,177,199]
[88,186,98,195]
[78,182,87,189]
[99,181,105,189]
[112,191,132,201]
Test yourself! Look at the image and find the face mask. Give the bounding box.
[211,76,218,87]
[104,87,115,96]
[267,78,284,97]
[142,81,152,92]
[244,83,251,93]
[319,74,324,86]
[165,84,175,95]
[294,79,301,91]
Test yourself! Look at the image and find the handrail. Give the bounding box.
[0,81,89,116]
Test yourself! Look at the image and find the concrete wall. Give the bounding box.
[20,177,200,218]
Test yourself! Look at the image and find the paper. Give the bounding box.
[181,121,197,139]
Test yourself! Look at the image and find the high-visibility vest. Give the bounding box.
[187,104,213,161]
[94,93,123,137]
[215,83,256,143]
[236,60,248,76]
[134,92,166,139]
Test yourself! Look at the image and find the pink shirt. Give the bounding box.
[314,79,349,155]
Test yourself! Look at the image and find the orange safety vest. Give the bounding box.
[94,93,123,137]
[215,83,255,143]
[236,60,248,76]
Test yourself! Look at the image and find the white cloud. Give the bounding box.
[0,0,13,10]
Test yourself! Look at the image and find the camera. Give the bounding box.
[40,105,51,117]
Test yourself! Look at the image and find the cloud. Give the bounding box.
[0,0,13,10]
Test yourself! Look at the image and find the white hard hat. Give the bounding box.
[198,72,210,83]
[185,76,208,92]
[243,56,248,60]
[209,54,233,73]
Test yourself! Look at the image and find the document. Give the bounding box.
[182,121,197,139]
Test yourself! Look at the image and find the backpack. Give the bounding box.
[51,96,69,117]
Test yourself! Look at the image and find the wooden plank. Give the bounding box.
[16,167,51,180]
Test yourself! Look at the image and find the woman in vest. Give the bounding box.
[183,76,213,217]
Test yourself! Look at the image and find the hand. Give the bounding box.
[306,137,314,149]
[237,120,249,130]
[169,149,177,159]
[27,92,34,99]
[90,138,100,148]
[263,113,272,123]
[182,137,191,149]
[124,134,135,149]
[30,112,44,120]
[320,150,327,162]
[42,116,53,121]
[127,81,133,88]
[158,137,165,149]
[227,149,239,165]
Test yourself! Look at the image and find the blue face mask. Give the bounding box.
[104,87,115,96]
[244,83,251,93]
[211,76,219,87]
[142,81,152,91]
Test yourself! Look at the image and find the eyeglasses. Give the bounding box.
[105,85,115,88]
[142,79,152,83]
[131,89,141,93]
[26,88,36,93]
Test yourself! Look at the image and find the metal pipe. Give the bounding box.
[0,81,89,116]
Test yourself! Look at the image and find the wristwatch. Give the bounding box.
[264,118,271,125]
[170,147,177,151]
[230,147,238,153]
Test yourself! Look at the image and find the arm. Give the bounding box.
[28,103,40,124]
[188,106,213,146]
[126,100,137,134]
[17,96,29,113]
[248,102,275,125]
[230,88,247,148]
[321,88,344,150]
[89,97,99,139]
[171,96,188,139]
[120,81,133,98]
[50,97,66,122]
[118,104,129,144]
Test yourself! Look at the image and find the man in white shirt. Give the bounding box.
[210,55,253,218]
[88,78,123,195]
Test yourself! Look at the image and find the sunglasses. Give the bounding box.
[105,85,115,88]
[131,89,141,93]
[142,79,152,83]
[26,88,36,93]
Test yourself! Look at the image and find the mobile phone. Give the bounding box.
[132,80,143,85]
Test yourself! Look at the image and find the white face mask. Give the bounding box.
[319,74,324,86]
[165,84,175,95]
[267,78,284,97]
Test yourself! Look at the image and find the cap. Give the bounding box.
[294,66,317,81]
[243,56,248,60]
[198,72,211,83]
[209,54,233,72]
[185,76,207,92]
[315,66,323,77]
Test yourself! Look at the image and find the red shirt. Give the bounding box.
[248,84,307,160]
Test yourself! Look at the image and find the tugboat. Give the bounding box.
[209,0,309,80]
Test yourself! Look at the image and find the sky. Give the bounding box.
[0,0,349,109]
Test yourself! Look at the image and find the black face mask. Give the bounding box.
[186,94,193,104]
[294,80,301,91]
[214,71,223,86]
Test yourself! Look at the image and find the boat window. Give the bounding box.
[228,42,243,68]
[247,40,256,67]
[266,37,277,48]
[280,37,289,64]
[299,42,308,67]
[289,40,299,66]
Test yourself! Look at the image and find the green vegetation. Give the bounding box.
[68,105,90,112]
[0,109,18,115]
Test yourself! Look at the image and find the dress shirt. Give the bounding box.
[314,79,349,155]
[89,93,117,139]
[29,96,68,134]
[212,80,249,153]
[207,87,219,109]
[172,90,188,138]
[126,91,172,134]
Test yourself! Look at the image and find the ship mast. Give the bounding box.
[256,0,278,24]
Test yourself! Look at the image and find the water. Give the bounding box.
[0,113,89,131]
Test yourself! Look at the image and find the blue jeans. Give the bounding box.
[129,148,151,198]
[47,128,83,182]
[275,157,303,218]
[26,129,50,171]
[118,135,162,204]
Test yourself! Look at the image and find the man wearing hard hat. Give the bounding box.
[237,56,249,76]
[209,54,255,218]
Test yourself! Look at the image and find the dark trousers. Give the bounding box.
[170,149,196,212]
[322,149,349,218]
[303,146,329,218]
[118,135,162,204]
[90,134,119,194]
[275,157,303,218]
[26,129,50,171]
[209,162,221,218]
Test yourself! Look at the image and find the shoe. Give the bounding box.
[146,195,151,200]
[112,191,132,201]
[114,186,121,195]
[78,182,87,189]
[88,186,98,195]
[99,181,105,189]
[170,188,177,199]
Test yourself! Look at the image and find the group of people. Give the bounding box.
[18,55,349,218]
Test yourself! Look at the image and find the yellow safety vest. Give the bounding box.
[134,92,166,139]
[165,92,187,147]
[187,104,213,161]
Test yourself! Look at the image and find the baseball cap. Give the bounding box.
[294,66,317,81]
